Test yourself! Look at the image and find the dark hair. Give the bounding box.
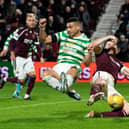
[66,17,80,23]
[103,39,111,48]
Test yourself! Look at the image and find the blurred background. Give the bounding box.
[1,0,129,62]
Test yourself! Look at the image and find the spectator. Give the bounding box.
[0,0,108,61]
[111,17,123,35]
[46,15,57,35]
[88,0,101,30]
[6,0,16,17]
[63,6,74,22]
[124,23,129,39]
[120,0,129,14]
[43,43,55,61]
[57,0,67,16]
[47,0,56,16]
[116,34,129,62]
[77,4,90,36]
[119,7,129,25]
[0,0,6,33]
[56,16,65,32]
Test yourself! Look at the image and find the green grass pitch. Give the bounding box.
[0,82,129,129]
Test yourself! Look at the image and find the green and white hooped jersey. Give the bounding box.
[55,30,91,68]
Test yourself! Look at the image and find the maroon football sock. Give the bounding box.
[101,110,124,117]
[90,83,103,95]
[7,77,18,83]
[26,77,36,95]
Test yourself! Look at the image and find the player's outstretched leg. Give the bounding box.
[87,92,104,106]
[85,109,125,118]
[85,110,102,118]
[60,72,81,100]
[87,83,106,106]
[59,72,68,93]
[0,76,19,88]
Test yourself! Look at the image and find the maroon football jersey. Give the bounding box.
[9,27,41,58]
[95,49,123,79]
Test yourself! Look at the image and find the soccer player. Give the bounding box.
[0,34,22,98]
[39,17,93,100]
[0,27,44,98]
[85,35,129,117]
[0,13,44,100]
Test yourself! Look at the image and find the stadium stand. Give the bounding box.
[0,0,110,61]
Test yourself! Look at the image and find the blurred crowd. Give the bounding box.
[111,0,129,62]
[0,0,110,62]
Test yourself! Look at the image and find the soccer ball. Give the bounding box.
[108,94,124,109]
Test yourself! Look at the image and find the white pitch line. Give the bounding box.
[0,95,129,111]
[0,99,86,111]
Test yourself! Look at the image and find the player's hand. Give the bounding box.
[122,100,129,116]
[39,18,47,29]
[107,35,118,44]
[87,43,94,54]
[10,51,15,60]
[0,50,8,57]
[40,57,45,64]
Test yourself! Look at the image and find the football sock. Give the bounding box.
[66,74,74,88]
[27,77,30,83]
[43,75,61,91]
[26,77,36,95]
[7,77,19,83]
[15,83,21,94]
[90,83,103,95]
[101,110,124,117]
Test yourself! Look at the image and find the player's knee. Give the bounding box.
[42,70,50,78]
[92,81,106,92]
[19,79,25,84]
[28,72,36,78]
[67,67,78,78]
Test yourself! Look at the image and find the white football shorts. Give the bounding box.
[53,63,80,76]
[92,71,122,99]
[15,56,35,79]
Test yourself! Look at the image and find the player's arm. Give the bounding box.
[0,33,13,57]
[83,43,93,66]
[0,28,20,57]
[120,66,129,76]
[122,100,129,116]
[33,35,45,64]
[39,18,52,44]
[91,35,117,48]
[8,28,21,60]
[91,35,117,54]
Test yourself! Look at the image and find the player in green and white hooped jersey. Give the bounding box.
[39,17,93,100]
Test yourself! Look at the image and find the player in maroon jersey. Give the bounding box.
[0,13,44,100]
[85,35,129,117]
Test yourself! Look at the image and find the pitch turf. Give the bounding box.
[0,82,129,129]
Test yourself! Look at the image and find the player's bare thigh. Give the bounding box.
[66,67,78,79]
[94,77,107,85]
[42,69,60,80]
